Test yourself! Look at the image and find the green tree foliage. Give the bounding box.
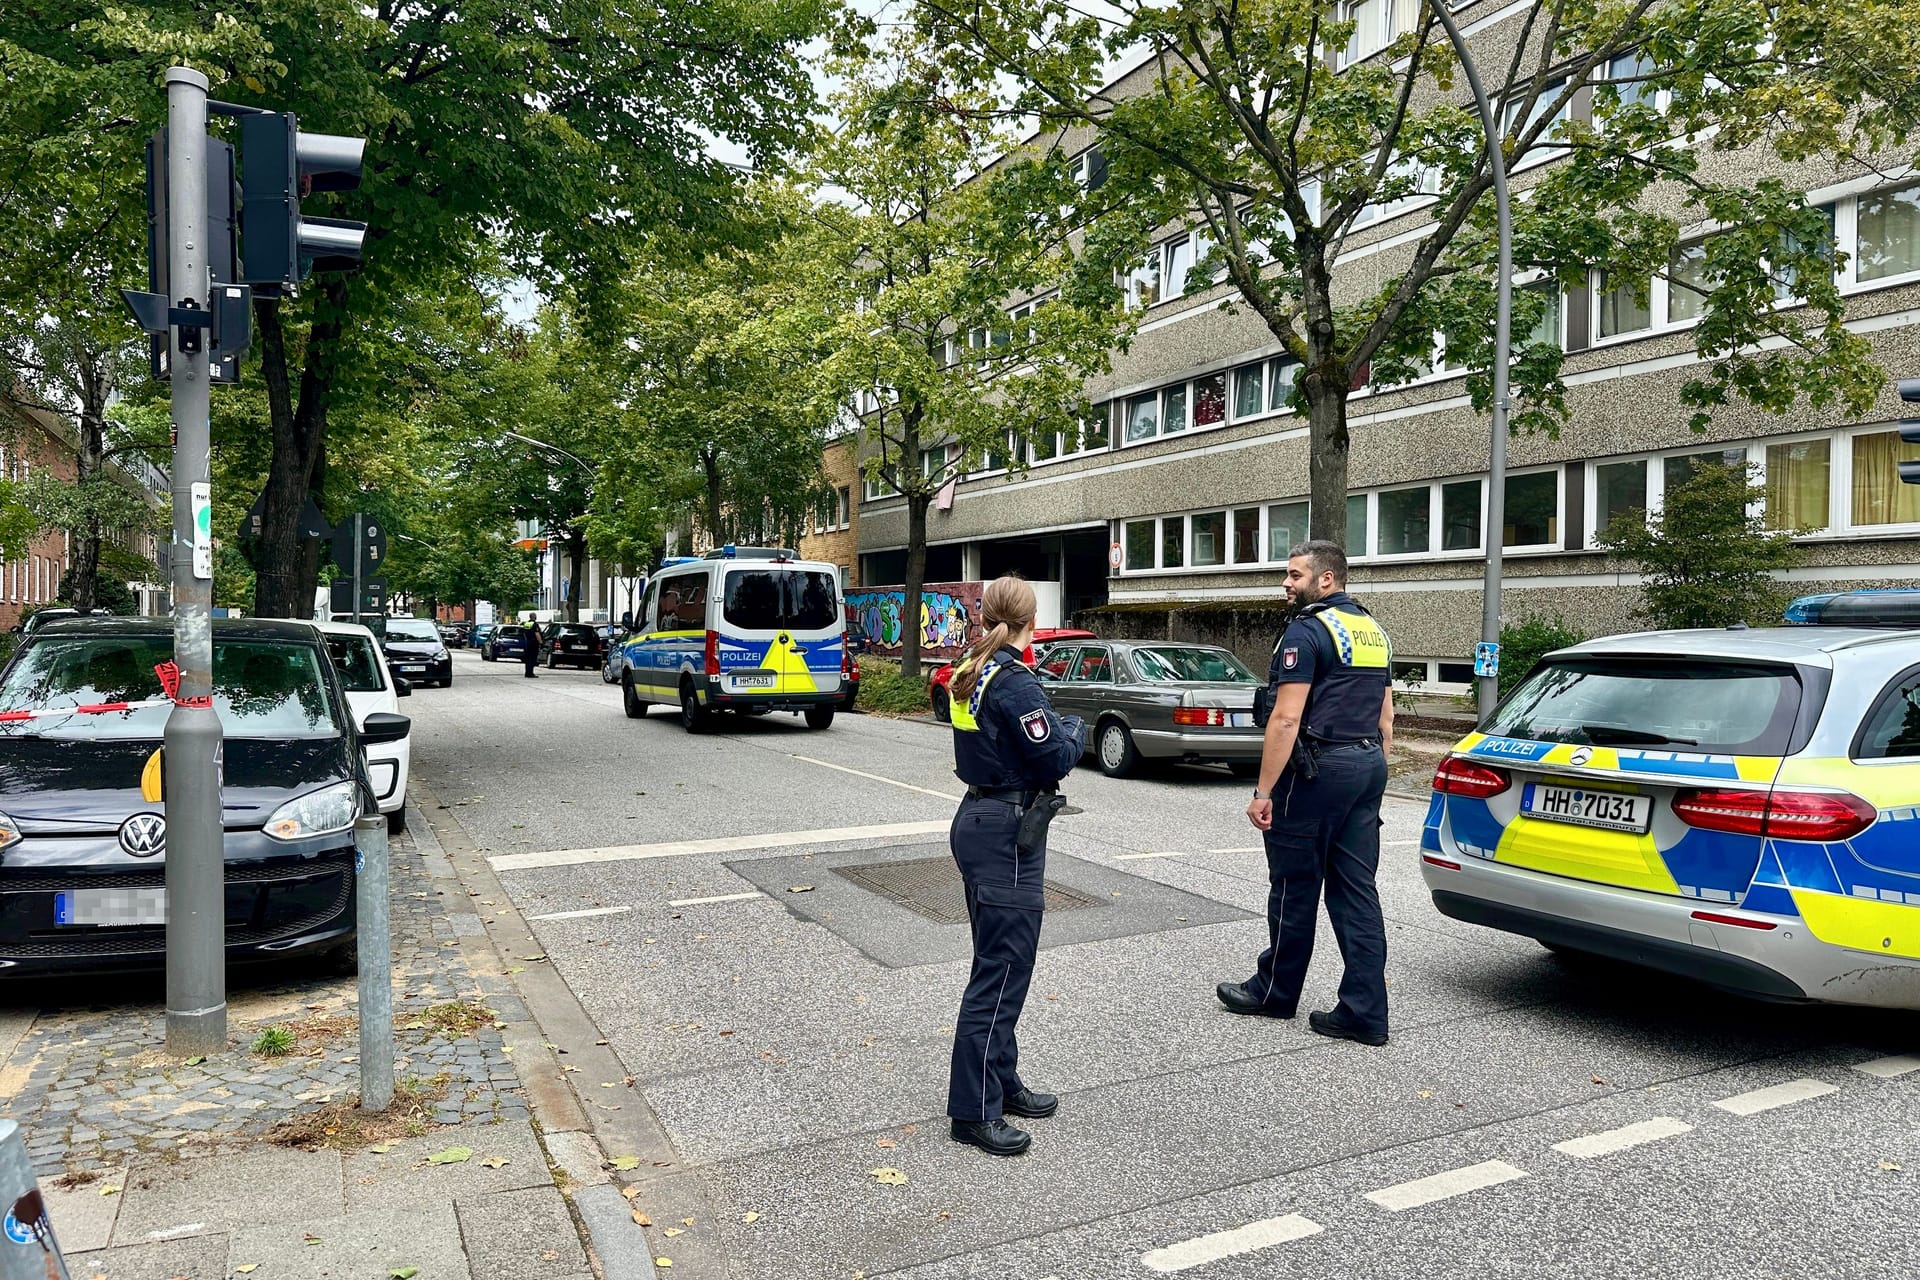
[1498,615,1585,697]
[919,0,1913,544]
[0,475,34,560]
[1600,461,1800,628]
[800,29,1133,675]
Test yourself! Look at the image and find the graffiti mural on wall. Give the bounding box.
[845,581,985,658]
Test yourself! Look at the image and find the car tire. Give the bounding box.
[547,649,559,669]
[320,942,358,978]
[1229,762,1261,779]
[387,806,408,835]
[678,680,710,733]
[603,661,620,685]
[1096,719,1139,778]
[805,705,835,731]
[931,686,951,723]
[439,675,452,688]
[483,647,495,662]
[623,673,648,719]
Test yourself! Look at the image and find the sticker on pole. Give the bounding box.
[191,481,213,580]
[1474,641,1500,678]
[2,1211,31,1245]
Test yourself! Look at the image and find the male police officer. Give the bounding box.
[1218,539,1396,1045]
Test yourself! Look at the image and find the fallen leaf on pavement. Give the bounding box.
[520,955,547,962]
[480,1157,509,1169]
[507,967,525,975]
[787,885,815,894]
[681,1217,695,1226]
[610,1155,641,1171]
[655,1258,672,1268]
[304,1233,323,1246]
[632,1211,651,1226]
[561,1065,581,1073]
[369,1143,392,1154]
[427,1147,473,1165]
[875,1138,897,1149]
[596,1039,609,1045]
[234,1267,259,1275]
[183,1056,206,1066]
[1590,1075,1607,1086]
[392,1270,420,1279]
[902,1124,918,1135]
[1879,1159,1903,1171]
[600,1082,617,1088]
[870,1168,908,1186]
[663,1228,684,1238]
[98,1185,121,1197]
[742,1211,761,1223]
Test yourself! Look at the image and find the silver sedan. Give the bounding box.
[1036,640,1266,778]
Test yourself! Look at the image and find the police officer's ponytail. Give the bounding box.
[950,576,1036,701]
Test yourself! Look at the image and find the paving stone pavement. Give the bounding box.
[0,811,532,1181]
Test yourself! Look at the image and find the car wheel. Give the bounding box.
[1229,761,1261,779]
[931,686,951,723]
[440,675,452,688]
[547,649,559,669]
[1096,719,1139,778]
[387,806,408,835]
[622,673,648,719]
[602,660,619,685]
[805,705,835,731]
[320,942,358,978]
[482,647,494,662]
[678,680,709,733]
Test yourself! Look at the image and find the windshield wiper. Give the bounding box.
[1579,724,1698,747]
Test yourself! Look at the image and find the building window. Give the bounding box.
[1525,283,1564,348]
[1079,403,1111,453]
[1124,518,1156,570]
[1856,182,1920,284]
[1069,146,1108,192]
[1851,430,1920,526]
[1663,448,1747,495]
[1268,501,1309,561]
[1231,508,1261,564]
[1165,235,1194,299]
[1604,50,1670,116]
[1232,363,1264,420]
[837,486,852,528]
[1124,248,1162,310]
[1268,359,1300,411]
[1191,511,1227,567]
[1667,240,1714,323]
[1376,485,1431,556]
[1503,471,1560,548]
[1346,494,1370,556]
[1440,479,1482,551]
[1160,516,1186,569]
[1593,460,1648,539]
[1596,271,1653,338]
[1162,384,1188,434]
[1193,373,1228,427]
[1125,392,1159,443]
[1764,439,1830,531]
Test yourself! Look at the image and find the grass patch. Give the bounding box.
[250,1026,296,1057]
[404,1000,494,1038]
[855,658,933,717]
[267,1072,452,1152]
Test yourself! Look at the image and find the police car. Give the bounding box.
[1421,590,1920,1009]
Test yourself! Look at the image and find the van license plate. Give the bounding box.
[732,673,776,690]
[56,888,168,927]
[1521,783,1652,834]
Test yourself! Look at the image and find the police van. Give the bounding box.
[617,547,849,732]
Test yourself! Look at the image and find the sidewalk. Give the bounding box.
[0,812,598,1280]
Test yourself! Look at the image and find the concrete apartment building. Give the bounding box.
[854,3,1920,686]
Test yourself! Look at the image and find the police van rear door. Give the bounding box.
[718,566,844,698]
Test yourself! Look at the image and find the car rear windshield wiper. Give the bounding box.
[1579,724,1699,747]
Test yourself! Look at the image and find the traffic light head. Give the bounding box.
[239,112,366,291]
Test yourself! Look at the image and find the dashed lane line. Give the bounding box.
[1854,1055,1920,1079]
[1711,1078,1839,1116]
[488,820,952,872]
[1364,1160,1529,1212]
[789,753,963,802]
[528,905,634,922]
[1113,851,1193,861]
[667,891,765,908]
[1552,1116,1693,1159]
[1141,1214,1325,1273]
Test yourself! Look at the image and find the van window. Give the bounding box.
[723,570,838,631]
[658,575,707,631]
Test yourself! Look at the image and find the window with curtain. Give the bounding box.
[1857,183,1920,283]
[1667,241,1714,322]
[1191,511,1227,566]
[1347,494,1371,555]
[1268,501,1308,561]
[1165,236,1193,298]
[1525,283,1563,348]
[1376,486,1431,555]
[1125,392,1158,443]
[1269,359,1300,410]
[1441,479,1482,550]
[1851,431,1920,526]
[1162,384,1189,434]
[1595,460,1648,538]
[1764,440,1830,531]
[1193,374,1228,427]
[1597,271,1653,337]
[1233,363,1264,419]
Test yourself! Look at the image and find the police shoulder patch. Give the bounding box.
[1282,647,1300,671]
[1019,708,1051,742]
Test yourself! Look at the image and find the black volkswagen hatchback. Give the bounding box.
[0,617,409,976]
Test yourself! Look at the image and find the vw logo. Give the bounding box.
[1569,747,1594,767]
[118,812,167,857]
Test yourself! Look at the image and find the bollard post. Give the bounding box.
[354,812,394,1112]
[0,1121,69,1280]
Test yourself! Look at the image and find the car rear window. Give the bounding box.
[723,570,838,632]
[1131,647,1259,683]
[386,619,440,642]
[0,636,336,739]
[1485,658,1804,755]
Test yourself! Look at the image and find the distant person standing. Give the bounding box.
[523,619,543,679]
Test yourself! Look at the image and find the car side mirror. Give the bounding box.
[361,711,411,744]
[620,611,634,630]
[393,678,412,697]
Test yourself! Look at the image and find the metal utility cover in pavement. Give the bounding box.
[832,856,1103,924]
[725,843,1253,969]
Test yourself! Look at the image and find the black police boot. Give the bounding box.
[1004,1088,1058,1119]
[950,1118,1032,1157]
[1216,982,1295,1019]
[1307,1008,1389,1046]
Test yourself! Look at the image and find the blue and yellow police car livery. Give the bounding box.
[616,547,849,732]
[1421,599,1920,1009]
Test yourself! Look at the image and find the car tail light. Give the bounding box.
[704,630,721,677]
[841,645,852,677]
[1173,707,1227,727]
[1433,755,1511,799]
[1673,788,1876,841]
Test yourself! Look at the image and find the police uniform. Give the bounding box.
[1248,592,1393,1036]
[946,646,1084,1124]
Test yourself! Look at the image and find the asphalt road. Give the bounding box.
[411,648,1920,1280]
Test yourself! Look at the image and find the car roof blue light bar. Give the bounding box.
[1783,589,1920,627]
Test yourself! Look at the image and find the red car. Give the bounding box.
[928,627,1098,722]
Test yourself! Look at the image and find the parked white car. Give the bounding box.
[319,620,412,832]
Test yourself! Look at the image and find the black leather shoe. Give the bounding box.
[1216,982,1295,1019]
[1004,1088,1058,1119]
[1307,1009,1389,1046]
[951,1118,1031,1156]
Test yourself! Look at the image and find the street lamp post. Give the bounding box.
[500,431,594,621]
[1428,0,1512,723]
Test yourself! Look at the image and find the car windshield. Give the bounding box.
[499,627,525,639]
[1484,658,1805,755]
[0,635,336,739]
[1130,647,1259,683]
[325,634,386,693]
[723,569,838,631]
[386,619,440,643]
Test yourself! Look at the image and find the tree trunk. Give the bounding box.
[700,446,725,549]
[69,381,107,613]
[900,493,930,680]
[252,286,345,618]
[564,531,586,621]
[1301,365,1351,549]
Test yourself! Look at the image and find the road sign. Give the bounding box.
[238,491,330,541]
[1108,541,1123,570]
[1474,641,1500,679]
[330,513,387,578]
[329,578,386,616]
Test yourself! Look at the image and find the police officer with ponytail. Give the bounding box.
[944,576,1085,1157]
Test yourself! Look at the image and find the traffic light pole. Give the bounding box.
[161,66,228,1056]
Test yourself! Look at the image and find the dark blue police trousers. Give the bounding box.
[1247,742,1391,1034]
[946,794,1046,1121]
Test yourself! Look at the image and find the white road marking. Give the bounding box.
[1205,846,1264,855]
[790,754,963,801]
[489,820,952,872]
[147,1224,207,1240]
[1552,1116,1693,1159]
[1854,1055,1920,1079]
[1382,838,1423,847]
[667,891,765,908]
[1365,1160,1528,1212]
[528,905,634,921]
[1113,851,1191,861]
[1141,1214,1324,1273]
[1712,1078,1839,1116]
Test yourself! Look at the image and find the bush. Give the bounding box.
[1599,460,1800,629]
[1499,615,1584,697]
[855,658,933,716]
